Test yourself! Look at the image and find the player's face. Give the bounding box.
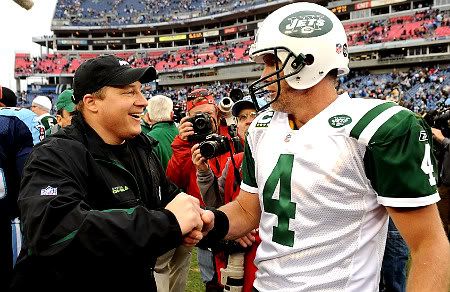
[261,54,297,114]
[93,81,147,144]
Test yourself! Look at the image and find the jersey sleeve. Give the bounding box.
[240,134,258,194]
[364,111,440,207]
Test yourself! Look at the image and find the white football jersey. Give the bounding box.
[240,93,439,292]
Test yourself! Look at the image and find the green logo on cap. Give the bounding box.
[329,115,352,128]
[279,11,333,38]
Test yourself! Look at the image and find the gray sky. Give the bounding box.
[0,0,58,91]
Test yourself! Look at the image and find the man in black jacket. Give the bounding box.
[10,55,209,291]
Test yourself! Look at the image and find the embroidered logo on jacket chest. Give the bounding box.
[112,185,129,194]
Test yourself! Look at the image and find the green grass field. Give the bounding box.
[186,248,205,292]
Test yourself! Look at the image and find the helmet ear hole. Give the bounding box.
[305,54,314,66]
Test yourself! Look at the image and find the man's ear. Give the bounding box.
[170,110,174,120]
[82,94,99,113]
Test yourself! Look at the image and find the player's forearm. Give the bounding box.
[220,194,260,240]
[407,237,450,292]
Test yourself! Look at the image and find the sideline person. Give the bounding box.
[10,55,210,291]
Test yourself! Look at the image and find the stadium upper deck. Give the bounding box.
[51,0,293,28]
[14,0,450,92]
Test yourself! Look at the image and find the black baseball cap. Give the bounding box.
[72,54,157,103]
[231,96,256,117]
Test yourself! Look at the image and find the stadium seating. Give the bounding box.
[15,41,251,76]
[339,66,450,113]
[346,9,449,46]
[53,0,273,26]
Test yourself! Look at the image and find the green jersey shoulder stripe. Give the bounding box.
[350,102,407,145]
[359,106,409,145]
[367,109,413,145]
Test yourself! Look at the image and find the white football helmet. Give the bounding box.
[249,2,349,111]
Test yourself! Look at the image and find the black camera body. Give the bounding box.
[187,112,214,142]
[425,109,450,138]
[212,239,249,255]
[172,103,185,124]
[199,134,231,159]
[434,110,450,137]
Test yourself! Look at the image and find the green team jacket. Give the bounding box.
[142,121,179,171]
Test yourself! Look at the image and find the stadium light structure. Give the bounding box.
[13,0,34,10]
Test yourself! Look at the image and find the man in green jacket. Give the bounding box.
[142,94,179,171]
[142,94,192,292]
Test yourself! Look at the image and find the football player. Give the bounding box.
[190,2,450,291]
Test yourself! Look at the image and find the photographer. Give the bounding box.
[431,126,450,236]
[166,88,233,291]
[192,97,260,292]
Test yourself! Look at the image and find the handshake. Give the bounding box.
[164,192,215,246]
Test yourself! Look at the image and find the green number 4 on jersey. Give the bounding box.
[263,154,297,247]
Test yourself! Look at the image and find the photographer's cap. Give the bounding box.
[72,54,157,103]
[232,96,256,117]
[186,88,215,112]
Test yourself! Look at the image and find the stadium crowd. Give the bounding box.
[340,65,450,114]
[18,65,450,117]
[14,9,450,78]
[14,40,252,76]
[347,8,450,46]
[53,0,269,26]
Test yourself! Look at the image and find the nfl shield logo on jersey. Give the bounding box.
[40,186,58,196]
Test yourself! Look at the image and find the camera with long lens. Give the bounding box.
[187,112,214,142]
[213,238,249,291]
[220,252,245,292]
[219,97,236,127]
[199,134,231,159]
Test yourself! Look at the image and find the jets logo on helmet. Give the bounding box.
[279,11,333,38]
